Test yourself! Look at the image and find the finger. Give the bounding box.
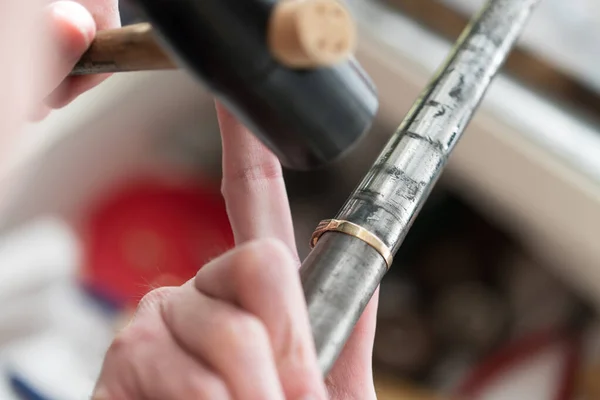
[29,105,52,122]
[65,0,120,30]
[194,238,327,399]
[162,283,286,400]
[216,103,298,256]
[325,292,379,399]
[42,1,96,98]
[45,73,108,109]
[41,0,121,112]
[95,288,231,400]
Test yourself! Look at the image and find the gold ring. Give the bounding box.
[310,219,393,269]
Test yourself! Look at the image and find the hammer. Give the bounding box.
[70,0,379,171]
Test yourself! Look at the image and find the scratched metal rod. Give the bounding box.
[300,0,541,375]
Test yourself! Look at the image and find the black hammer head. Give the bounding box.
[127,0,379,170]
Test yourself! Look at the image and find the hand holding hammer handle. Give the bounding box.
[69,0,376,172]
[71,23,175,75]
[71,0,358,76]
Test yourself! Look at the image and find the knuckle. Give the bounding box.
[325,375,350,399]
[235,238,295,280]
[186,375,229,400]
[218,312,269,350]
[223,158,283,187]
[276,321,305,361]
[158,289,181,328]
[103,322,175,396]
[232,250,263,284]
[237,314,269,343]
[108,319,163,360]
[254,238,294,264]
[104,332,136,367]
[137,287,175,313]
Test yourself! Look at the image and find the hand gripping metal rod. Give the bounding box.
[299,0,541,375]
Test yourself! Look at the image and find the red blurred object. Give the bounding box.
[79,179,234,310]
[456,328,582,400]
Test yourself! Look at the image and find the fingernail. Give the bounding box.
[48,1,96,48]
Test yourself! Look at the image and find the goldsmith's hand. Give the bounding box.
[92,105,379,399]
[31,0,120,120]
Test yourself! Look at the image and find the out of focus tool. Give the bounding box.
[301,0,540,374]
[71,0,379,171]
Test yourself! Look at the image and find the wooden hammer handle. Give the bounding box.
[71,23,177,76]
[71,0,356,76]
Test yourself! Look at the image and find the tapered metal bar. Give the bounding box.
[299,0,541,375]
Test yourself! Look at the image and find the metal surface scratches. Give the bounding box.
[336,0,541,252]
[449,74,466,101]
[299,0,541,376]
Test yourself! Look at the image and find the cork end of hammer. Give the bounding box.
[268,0,357,69]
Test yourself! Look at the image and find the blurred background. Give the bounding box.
[1,0,600,399]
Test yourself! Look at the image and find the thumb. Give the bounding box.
[31,1,96,120]
[44,1,96,92]
[325,291,379,399]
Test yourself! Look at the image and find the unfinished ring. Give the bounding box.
[310,219,393,269]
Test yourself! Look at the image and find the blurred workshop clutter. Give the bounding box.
[0,177,234,400]
[371,192,592,400]
[1,0,600,399]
